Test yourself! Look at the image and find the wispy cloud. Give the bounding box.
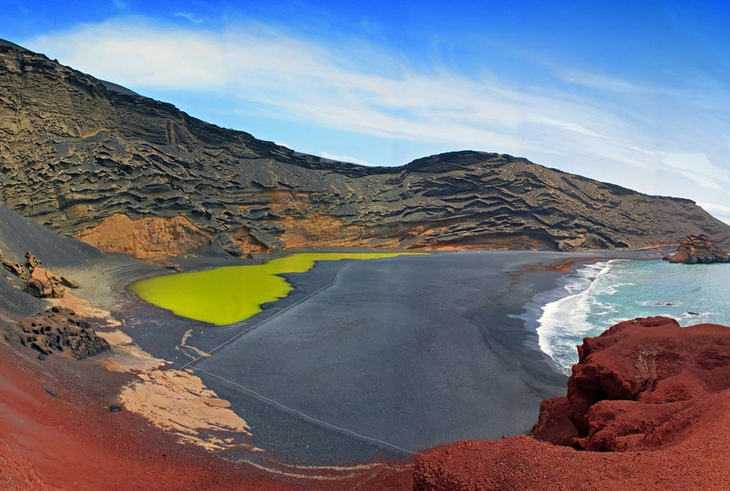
[23,19,633,155]
[22,17,730,223]
[321,152,376,166]
[174,12,204,24]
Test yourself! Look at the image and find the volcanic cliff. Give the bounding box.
[2,39,730,258]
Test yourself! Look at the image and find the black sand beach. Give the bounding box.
[110,249,659,465]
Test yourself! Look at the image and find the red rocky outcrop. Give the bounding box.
[415,317,730,489]
[532,316,730,451]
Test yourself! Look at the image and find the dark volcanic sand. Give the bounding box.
[116,250,659,465]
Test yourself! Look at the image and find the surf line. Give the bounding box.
[196,367,416,456]
[178,261,355,370]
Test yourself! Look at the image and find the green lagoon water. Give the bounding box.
[130,252,418,325]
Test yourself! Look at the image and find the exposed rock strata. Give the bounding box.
[415,317,730,489]
[1,41,730,257]
[75,213,211,259]
[12,306,110,359]
[664,234,730,264]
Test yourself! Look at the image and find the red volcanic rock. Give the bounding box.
[415,317,730,489]
[535,316,730,451]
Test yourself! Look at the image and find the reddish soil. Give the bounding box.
[0,341,411,490]
[7,315,730,489]
[415,317,730,489]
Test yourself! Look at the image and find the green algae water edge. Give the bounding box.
[129,252,422,326]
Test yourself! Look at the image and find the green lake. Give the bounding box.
[129,252,420,325]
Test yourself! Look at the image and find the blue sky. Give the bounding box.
[3,1,730,222]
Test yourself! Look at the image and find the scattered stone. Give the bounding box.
[2,259,27,279]
[664,234,730,264]
[109,405,123,413]
[13,307,110,359]
[0,250,76,298]
[42,386,57,398]
[25,251,42,270]
[60,276,80,288]
[37,353,46,361]
[158,261,182,272]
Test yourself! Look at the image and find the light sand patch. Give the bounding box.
[49,292,121,329]
[119,369,258,452]
[96,329,133,346]
[99,343,167,373]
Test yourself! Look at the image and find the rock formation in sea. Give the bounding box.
[663,233,730,264]
[2,40,730,258]
[414,316,730,489]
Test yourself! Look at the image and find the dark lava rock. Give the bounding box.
[42,386,57,398]
[663,234,730,264]
[37,353,46,361]
[109,405,123,413]
[1,41,729,255]
[13,307,110,359]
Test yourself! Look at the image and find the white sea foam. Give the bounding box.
[534,258,730,374]
[536,260,620,373]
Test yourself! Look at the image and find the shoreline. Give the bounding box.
[0,246,672,487]
[130,251,598,464]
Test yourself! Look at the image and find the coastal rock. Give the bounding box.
[1,41,729,257]
[664,234,730,264]
[531,316,730,451]
[12,306,110,359]
[414,317,730,489]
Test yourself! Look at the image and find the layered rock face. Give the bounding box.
[664,234,730,264]
[415,317,730,489]
[2,41,730,258]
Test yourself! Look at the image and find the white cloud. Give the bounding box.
[23,19,636,158]
[321,152,376,166]
[659,152,730,192]
[174,12,204,24]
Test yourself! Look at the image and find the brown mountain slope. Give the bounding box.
[1,40,729,258]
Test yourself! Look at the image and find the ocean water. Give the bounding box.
[534,259,730,374]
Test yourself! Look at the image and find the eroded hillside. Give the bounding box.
[2,40,729,258]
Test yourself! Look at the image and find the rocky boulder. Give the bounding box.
[12,306,110,359]
[531,316,730,451]
[414,317,730,489]
[664,234,730,264]
[1,250,79,298]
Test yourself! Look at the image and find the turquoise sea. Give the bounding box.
[533,259,730,374]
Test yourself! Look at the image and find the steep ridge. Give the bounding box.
[2,40,729,258]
